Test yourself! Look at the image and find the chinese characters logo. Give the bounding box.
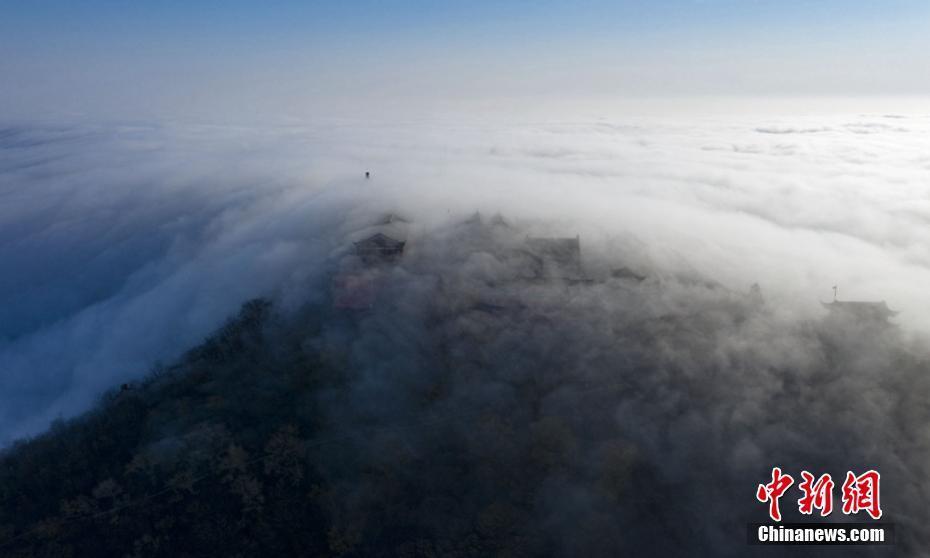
[756,468,881,521]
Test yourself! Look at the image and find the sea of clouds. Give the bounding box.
[2,109,930,449]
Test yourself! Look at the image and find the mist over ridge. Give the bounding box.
[5,0,930,554]
[3,110,930,445]
[2,198,929,554]
[2,107,930,553]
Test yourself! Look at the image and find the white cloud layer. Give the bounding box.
[2,109,930,444]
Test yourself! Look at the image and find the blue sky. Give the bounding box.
[2,0,929,120]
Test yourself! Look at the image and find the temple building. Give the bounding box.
[333,213,410,310]
[352,212,410,265]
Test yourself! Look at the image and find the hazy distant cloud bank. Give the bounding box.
[2,112,930,446]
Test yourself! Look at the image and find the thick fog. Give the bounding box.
[305,213,927,555]
[3,112,930,443]
[0,114,930,553]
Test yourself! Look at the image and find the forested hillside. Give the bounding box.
[1,221,927,557]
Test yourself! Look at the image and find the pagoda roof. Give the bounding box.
[354,232,405,250]
[377,213,410,225]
